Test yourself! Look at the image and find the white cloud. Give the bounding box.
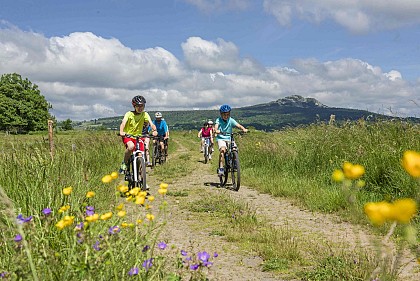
[263,0,420,33]
[182,0,250,13]
[0,26,419,120]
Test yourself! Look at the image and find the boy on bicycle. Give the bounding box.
[215,104,248,175]
[152,112,169,156]
[198,121,214,158]
[119,95,157,173]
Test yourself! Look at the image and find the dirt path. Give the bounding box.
[146,138,420,281]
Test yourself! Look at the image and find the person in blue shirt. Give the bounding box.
[214,104,248,175]
[153,112,169,156]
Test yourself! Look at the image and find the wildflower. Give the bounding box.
[86,191,95,198]
[117,210,126,217]
[128,267,139,276]
[139,191,148,197]
[86,206,95,216]
[146,214,155,221]
[364,201,392,226]
[198,251,210,263]
[331,169,345,182]
[42,208,52,216]
[342,162,365,180]
[142,258,153,271]
[117,185,129,193]
[108,226,121,235]
[158,242,167,250]
[85,214,99,223]
[16,214,33,224]
[190,264,199,271]
[110,171,119,179]
[135,196,146,205]
[100,212,113,220]
[14,234,22,242]
[158,188,167,195]
[62,186,72,195]
[74,222,84,231]
[101,175,113,183]
[0,272,8,278]
[213,252,219,258]
[58,205,70,213]
[148,195,155,202]
[181,250,187,256]
[116,203,124,211]
[93,241,101,251]
[402,150,420,178]
[136,219,143,224]
[121,222,134,228]
[392,198,417,224]
[142,245,150,252]
[55,220,67,230]
[160,182,168,189]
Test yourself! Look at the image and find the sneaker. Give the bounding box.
[119,162,127,174]
[146,162,152,167]
[217,167,224,175]
[211,148,214,152]
[208,154,212,160]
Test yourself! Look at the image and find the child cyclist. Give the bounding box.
[119,95,157,173]
[214,104,248,175]
[198,121,214,158]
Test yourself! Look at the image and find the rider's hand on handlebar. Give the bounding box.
[152,130,158,137]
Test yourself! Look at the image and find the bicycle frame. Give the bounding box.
[123,134,148,190]
[203,137,212,163]
[218,132,242,191]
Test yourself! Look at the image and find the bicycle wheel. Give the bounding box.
[136,156,147,190]
[231,151,241,191]
[160,146,166,163]
[204,144,208,164]
[152,144,158,167]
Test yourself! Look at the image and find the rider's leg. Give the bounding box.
[217,139,227,173]
[124,141,135,164]
[144,138,150,163]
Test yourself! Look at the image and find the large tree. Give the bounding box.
[0,73,52,132]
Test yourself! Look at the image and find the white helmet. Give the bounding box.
[155,112,162,118]
[207,120,213,125]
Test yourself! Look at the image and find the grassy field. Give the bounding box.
[0,120,419,280]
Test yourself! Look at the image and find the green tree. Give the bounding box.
[60,119,73,131]
[0,73,52,132]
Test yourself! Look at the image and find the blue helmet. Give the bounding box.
[219,104,231,113]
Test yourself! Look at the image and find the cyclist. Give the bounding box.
[214,104,248,175]
[119,95,157,173]
[198,121,214,158]
[153,112,169,156]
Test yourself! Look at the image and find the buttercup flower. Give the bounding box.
[332,169,345,182]
[342,162,365,180]
[160,182,168,189]
[100,212,113,220]
[62,187,73,195]
[58,205,70,213]
[401,150,420,178]
[148,195,155,202]
[116,203,124,211]
[85,214,99,223]
[135,196,146,205]
[101,175,113,183]
[110,171,119,179]
[86,191,95,198]
[146,214,155,221]
[117,210,126,217]
[117,185,129,193]
[158,189,167,195]
[391,198,417,224]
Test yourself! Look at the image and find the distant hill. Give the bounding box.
[74,95,419,131]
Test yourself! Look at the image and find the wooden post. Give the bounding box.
[48,120,54,160]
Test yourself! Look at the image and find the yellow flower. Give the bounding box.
[58,205,70,213]
[364,201,393,226]
[145,204,151,210]
[86,191,95,198]
[117,185,129,193]
[136,219,143,224]
[129,187,140,196]
[117,210,126,217]
[331,169,344,182]
[139,191,148,197]
[135,196,146,205]
[148,195,155,202]
[392,198,417,224]
[401,150,420,178]
[62,187,73,196]
[100,212,113,220]
[110,171,119,179]
[342,162,365,180]
[55,220,67,230]
[146,214,155,221]
[158,188,167,195]
[116,203,124,211]
[85,213,99,223]
[102,175,113,183]
[160,182,168,189]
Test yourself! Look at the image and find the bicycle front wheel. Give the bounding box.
[231,151,241,191]
[219,166,228,187]
[204,144,209,164]
[152,144,158,167]
[136,157,147,190]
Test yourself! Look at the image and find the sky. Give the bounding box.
[1,0,420,121]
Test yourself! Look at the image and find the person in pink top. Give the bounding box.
[198,121,214,156]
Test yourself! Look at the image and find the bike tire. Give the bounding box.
[160,146,166,163]
[231,151,241,191]
[219,166,228,187]
[204,144,208,164]
[136,157,147,190]
[152,144,158,167]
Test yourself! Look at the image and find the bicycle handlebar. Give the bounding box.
[118,133,151,139]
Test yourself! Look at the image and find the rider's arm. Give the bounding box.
[119,117,128,136]
[148,119,157,135]
[214,123,220,134]
[236,123,248,133]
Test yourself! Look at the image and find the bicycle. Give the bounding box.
[202,136,213,164]
[218,132,244,191]
[151,136,167,167]
[118,133,148,191]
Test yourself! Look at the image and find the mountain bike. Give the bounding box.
[119,133,148,191]
[151,136,167,167]
[218,132,243,191]
[202,137,213,164]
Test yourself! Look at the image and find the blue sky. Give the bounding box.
[1,0,419,120]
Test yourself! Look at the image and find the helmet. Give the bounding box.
[219,104,231,113]
[132,95,146,106]
[155,112,162,118]
[207,120,213,125]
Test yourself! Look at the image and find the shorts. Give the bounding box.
[123,137,145,151]
[217,139,230,151]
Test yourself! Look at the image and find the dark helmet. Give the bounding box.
[219,104,231,113]
[132,95,146,106]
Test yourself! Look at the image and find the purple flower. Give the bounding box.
[0,272,7,278]
[142,258,153,271]
[14,234,22,242]
[197,251,210,263]
[142,245,150,252]
[86,206,95,216]
[75,222,84,231]
[16,214,33,224]
[203,261,213,267]
[93,241,101,251]
[190,264,199,271]
[157,241,167,250]
[108,226,120,235]
[42,208,52,216]
[213,252,218,258]
[128,267,139,276]
[181,250,187,256]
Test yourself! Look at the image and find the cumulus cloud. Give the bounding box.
[263,0,420,33]
[0,25,419,120]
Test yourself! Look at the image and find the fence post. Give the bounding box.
[48,120,54,160]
